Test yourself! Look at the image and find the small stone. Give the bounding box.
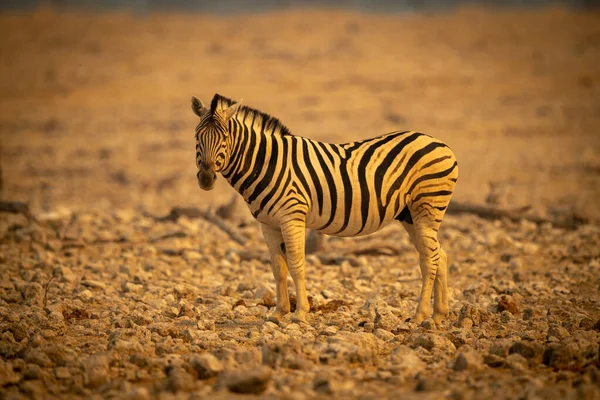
[458,317,473,329]
[190,353,223,379]
[506,353,528,371]
[0,361,20,386]
[77,289,93,302]
[457,304,488,327]
[23,364,43,380]
[214,366,272,394]
[313,372,355,394]
[374,329,395,342]
[374,302,401,331]
[319,326,338,336]
[497,295,519,314]
[483,354,505,368]
[489,340,511,357]
[420,319,435,330]
[500,310,513,323]
[522,308,535,321]
[55,367,71,379]
[509,341,541,359]
[453,351,484,371]
[81,280,106,290]
[407,333,456,355]
[386,345,425,380]
[82,354,109,388]
[542,333,600,370]
[167,366,196,393]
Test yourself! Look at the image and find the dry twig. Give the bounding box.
[447,201,587,230]
[149,206,248,245]
[0,201,39,224]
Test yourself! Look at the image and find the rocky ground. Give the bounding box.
[1,5,600,400]
[0,205,599,399]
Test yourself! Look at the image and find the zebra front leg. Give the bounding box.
[280,218,310,323]
[260,223,290,322]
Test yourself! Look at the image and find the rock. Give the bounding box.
[262,339,314,371]
[214,366,272,394]
[321,332,381,365]
[0,360,21,386]
[386,345,426,380]
[254,284,276,308]
[54,367,71,379]
[21,282,44,306]
[547,325,570,340]
[374,328,395,342]
[457,304,489,327]
[542,333,599,370]
[489,340,511,357]
[453,351,484,371]
[24,349,53,368]
[81,280,107,290]
[407,333,456,355]
[359,297,401,331]
[190,353,223,379]
[509,341,541,359]
[77,289,93,302]
[319,326,338,336]
[23,364,43,380]
[506,353,529,371]
[82,354,110,388]
[500,310,513,323]
[42,344,78,366]
[483,354,505,368]
[166,366,196,393]
[522,308,535,320]
[313,371,355,395]
[497,295,519,314]
[457,317,473,329]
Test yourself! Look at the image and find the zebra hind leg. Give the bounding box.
[401,203,449,326]
[260,223,291,323]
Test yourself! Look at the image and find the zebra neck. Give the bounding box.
[220,120,272,199]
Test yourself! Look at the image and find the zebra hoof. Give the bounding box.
[267,310,288,325]
[433,313,449,329]
[291,311,307,324]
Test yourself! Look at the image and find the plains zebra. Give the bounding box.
[192,94,458,326]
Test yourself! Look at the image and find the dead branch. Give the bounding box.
[149,206,248,246]
[0,201,39,224]
[446,201,587,230]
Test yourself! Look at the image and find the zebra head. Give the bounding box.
[191,96,241,191]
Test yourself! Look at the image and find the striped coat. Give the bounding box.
[193,94,458,327]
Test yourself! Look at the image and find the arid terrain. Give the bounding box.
[0,5,599,399]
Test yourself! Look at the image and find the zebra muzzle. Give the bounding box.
[197,169,216,191]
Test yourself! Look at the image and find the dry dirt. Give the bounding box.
[1,5,600,400]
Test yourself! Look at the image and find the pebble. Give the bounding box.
[407,333,457,355]
[190,353,223,379]
[214,366,272,394]
[453,351,484,372]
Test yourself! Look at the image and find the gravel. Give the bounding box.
[0,206,599,399]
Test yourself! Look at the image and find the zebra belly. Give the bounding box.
[305,203,400,238]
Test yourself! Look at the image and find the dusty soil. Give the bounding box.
[0,6,599,400]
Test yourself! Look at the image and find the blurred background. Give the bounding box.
[1,0,599,222]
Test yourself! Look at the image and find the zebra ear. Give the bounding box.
[191,96,205,117]
[225,101,242,121]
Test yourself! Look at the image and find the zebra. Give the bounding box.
[192,94,458,327]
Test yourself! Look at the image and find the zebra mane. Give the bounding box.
[210,94,292,136]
